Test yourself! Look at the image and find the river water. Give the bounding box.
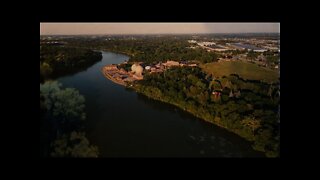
[57,51,264,157]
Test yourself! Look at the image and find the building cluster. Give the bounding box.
[144,60,198,74]
[193,40,230,52]
[186,38,279,69]
[228,43,268,52]
[188,38,279,53]
[103,64,136,85]
[102,60,199,86]
[40,40,66,46]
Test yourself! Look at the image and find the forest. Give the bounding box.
[40,44,102,82]
[132,67,280,157]
[63,36,220,64]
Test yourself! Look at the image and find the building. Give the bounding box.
[253,49,268,53]
[257,54,266,61]
[155,62,165,70]
[119,68,127,74]
[104,65,118,71]
[133,74,143,80]
[230,43,267,52]
[207,44,230,51]
[188,63,198,67]
[131,63,143,77]
[163,60,180,67]
[198,41,215,46]
[212,91,221,100]
[145,66,151,70]
[188,40,197,43]
[123,77,135,82]
[229,90,234,97]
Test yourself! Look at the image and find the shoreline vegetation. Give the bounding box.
[40,82,99,157]
[40,45,103,157]
[101,61,279,157]
[40,44,102,83]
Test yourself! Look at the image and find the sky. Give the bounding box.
[40,23,280,35]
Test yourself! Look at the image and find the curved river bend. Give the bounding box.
[57,51,264,157]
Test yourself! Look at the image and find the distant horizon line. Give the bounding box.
[40,32,280,36]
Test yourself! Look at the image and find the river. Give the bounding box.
[57,51,264,157]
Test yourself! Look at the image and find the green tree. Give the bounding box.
[51,131,99,158]
[53,88,86,122]
[210,80,222,91]
[241,116,261,136]
[40,62,53,78]
[247,50,258,61]
[40,81,86,134]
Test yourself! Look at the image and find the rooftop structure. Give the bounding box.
[163,60,180,67]
[188,40,197,44]
[230,43,267,52]
[131,63,143,77]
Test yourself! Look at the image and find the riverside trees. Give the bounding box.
[40,44,102,81]
[40,81,99,157]
[134,67,279,157]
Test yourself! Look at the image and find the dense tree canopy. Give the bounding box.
[40,45,102,81]
[40,81,86,130]
[64,37,220,64]
[51,131,99,158]
[40,81,99,157]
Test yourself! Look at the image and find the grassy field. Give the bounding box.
[200,60,279,83]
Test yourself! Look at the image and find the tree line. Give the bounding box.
[40,44,102,82]
[63,37,220,64]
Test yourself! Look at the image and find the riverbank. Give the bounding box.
[101,68,269,156]
[129,84,270,157]
[131,84,231,128]
[101,49,134,58]
[40,45,102,83]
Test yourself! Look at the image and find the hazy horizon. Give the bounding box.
[40,23,280,35]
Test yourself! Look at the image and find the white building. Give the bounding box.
[131,63,143,77]
[188,40,197,44]
[253,49,268,53]
[145,66,151,70]
[198,41,215,46]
